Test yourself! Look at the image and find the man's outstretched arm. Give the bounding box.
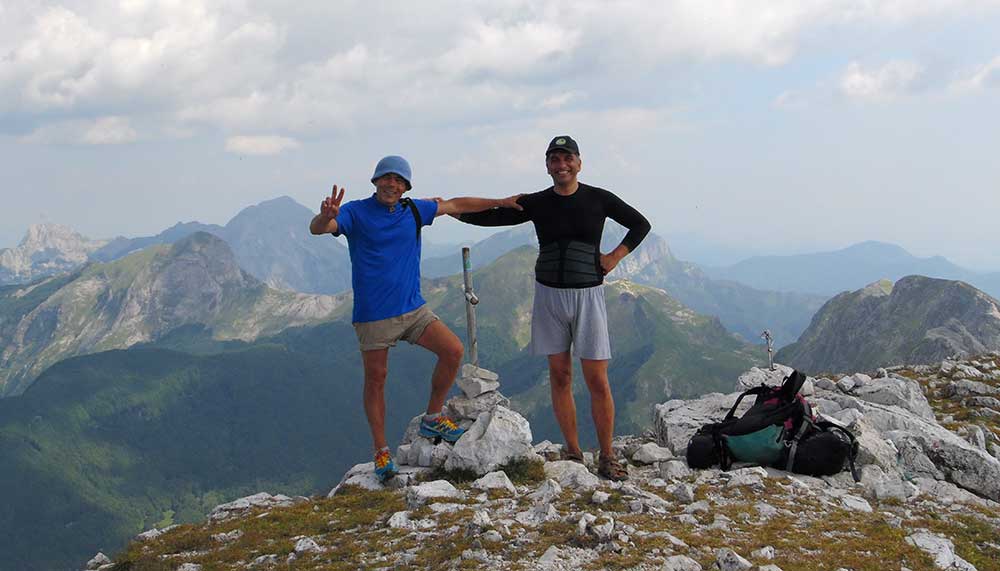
[433,195,524,217]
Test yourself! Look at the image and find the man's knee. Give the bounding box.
[364,364,388,387]
[439,338,464,366]
[549,365,572,390]
[584,374,612,399]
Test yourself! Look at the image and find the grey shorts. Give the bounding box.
[529,282,612,360]
[353,304,439,352]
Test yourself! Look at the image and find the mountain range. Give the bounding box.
[90,196,353,295]
[776,275,1000,373]
[0,232,349,396]
[707,240,1000,299]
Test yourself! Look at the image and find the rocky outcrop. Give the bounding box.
[656,358,1000,503]
[776,276,1000,373]
[0,224,108,285]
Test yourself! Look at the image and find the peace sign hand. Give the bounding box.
[321,185,346,220]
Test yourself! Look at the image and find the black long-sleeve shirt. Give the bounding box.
[460,183,650,288]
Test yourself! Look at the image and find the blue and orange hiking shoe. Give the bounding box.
[419,414,466,443]
[373,448,397,483]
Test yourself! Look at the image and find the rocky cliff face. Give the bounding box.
[0,232,348,396]
[776,276,1000,374]
[96,355,1000,571]
[0,224,108,285]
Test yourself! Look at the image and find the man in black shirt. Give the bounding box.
[457,135,650,480]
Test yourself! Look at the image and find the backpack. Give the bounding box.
[685,370,860,481]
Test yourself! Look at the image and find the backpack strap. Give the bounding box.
[711,424,733,471]
[778,370,807,401]
[724,386,770,421]
[400,197,422,241]
[815,421,861,482]
[784,417,815,473]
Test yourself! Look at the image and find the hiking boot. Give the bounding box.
[374,448,397,483]
[560,447,586,465]
[597,454,629,481]
[419,414,466,443]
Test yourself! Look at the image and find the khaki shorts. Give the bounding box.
[353,304,439,351]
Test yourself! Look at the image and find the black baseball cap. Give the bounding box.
[546,135,580,156]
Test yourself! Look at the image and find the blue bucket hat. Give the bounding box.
[371,155,412,189]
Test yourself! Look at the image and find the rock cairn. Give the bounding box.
[331,364,542,493]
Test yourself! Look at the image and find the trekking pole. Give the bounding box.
[461,247,479,367]
[761,330,775,371]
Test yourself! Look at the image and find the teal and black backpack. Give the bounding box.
[686,370,860,481]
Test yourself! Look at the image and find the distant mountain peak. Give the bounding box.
[777,275,1000,373]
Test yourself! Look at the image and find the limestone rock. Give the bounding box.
[461,363,499,382]
[840,495,873,513]
[444,406,536,475]
[208,492,300,521]
[662,555,703,570]
[544,460,600,490]
[445,391,511,422]
[852,376,935,420]
[406,480,466,509]
[86,553,112,570]
[294,537,324,554]
[457,375,501,399]
[328,462,427,495]
[714,547,753,571]
[528,479,564,503]
[472,471,517,494]
[387,511,411,529]
[659,460,692,481]
[631,442,673,464]
[906,532,977,570]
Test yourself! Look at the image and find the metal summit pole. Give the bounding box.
[462,247,480,367]
[761,330,775,371]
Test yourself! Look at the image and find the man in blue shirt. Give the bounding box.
[310,155,521,482]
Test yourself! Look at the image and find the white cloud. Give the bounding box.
[83,117,138,144]
[20,116,137,145]
[951,55,1000,91]
[2,0,999,141]
[439,19,580,76]
[839,60,926,101]
[225,135,300,156]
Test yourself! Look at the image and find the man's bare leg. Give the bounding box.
[361,348,390,450]
[581,358,615,459]
[415,320,464,414]
[548,352,583,456]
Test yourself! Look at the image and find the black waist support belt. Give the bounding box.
[535,240,601,287]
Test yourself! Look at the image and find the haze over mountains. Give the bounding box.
[707,241,1000,300]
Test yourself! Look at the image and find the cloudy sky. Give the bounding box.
[2,1,999,268]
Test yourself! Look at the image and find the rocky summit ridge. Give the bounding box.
[95,355,1000,571]
[777,276,1000,374]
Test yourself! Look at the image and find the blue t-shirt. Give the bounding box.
[334,195,438,323]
